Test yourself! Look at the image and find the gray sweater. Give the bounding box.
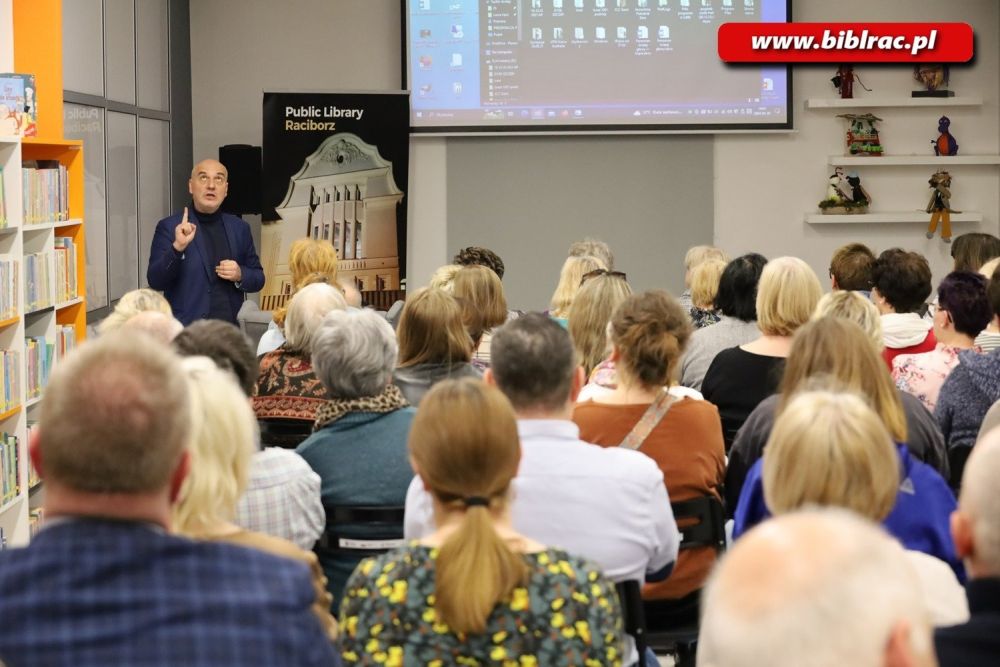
[935,349,1000,453]
[680,316,761,391]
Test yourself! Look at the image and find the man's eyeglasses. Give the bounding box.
[196,173,228,186]
[581,269,627,286]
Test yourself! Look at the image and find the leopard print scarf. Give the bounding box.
[313,384,409,431]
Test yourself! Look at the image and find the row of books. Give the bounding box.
[26,422,39,491]
[54,236,78,303]
[24,251,53,312]
[0,350,20,413]
[24,336,53,401]
[0,258,17,320]
[21,161,68,225]
[29,508,44,539]
[56,325,77,360]
[0,166,6,229]
[0,431,19,507]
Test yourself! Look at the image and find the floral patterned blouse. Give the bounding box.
[892,343,980,413]
[339,545,623,666]
[252,346,330,421]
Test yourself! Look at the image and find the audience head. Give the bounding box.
[780,317,906,442]
[172,356,258,533]
[567,272,633,376]
[829,242,876,291]
[35,333,189,501]
[871,249,933,315]
[97,288,173,335]
[453,246,505,280]
[690,258,727,311]
[408,378,526,635]
[173,320,258,397]
[989,264,1000,324]
[684,245,730,287]
[283,282,348,356]
[764,390,899,521]
[429,264,462,292]
[274,237,340,327]
[953,429,1000,578]
[812,290,883,351]
[397,288,473,368]
[699,509,935,667]
[312,308,397,399]
[488,313,579,415]
[755,257,823,337]
[548,255,607,318]
[714,253,768,322]
[951,232,1000,273]
[452,265,508,346]
[568,237,615,271]
[119,310,183,345]
[338,278,364,308]
[609,291,692,390]
[935,271,991,342]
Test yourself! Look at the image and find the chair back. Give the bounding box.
[615,580,649,664]
[319,505,406,556]
[237,300,274,351]
[673,495,727,553]
[258,418,314,449]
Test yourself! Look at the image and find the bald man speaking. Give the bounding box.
[147,159,265,325]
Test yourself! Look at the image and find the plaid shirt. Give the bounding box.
[0,518,339,666]
[236,448,325,550]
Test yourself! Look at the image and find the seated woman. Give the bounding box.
[572,291,725,613]
[252,283,346,442]
[872,248,936,367]
[257,237,339,355]
[96,288,173,335]
[392,288,480,406]
[340,379,623,665]
[737,389,968,626]
[452,265,508,370]
[296,308,415,606]
[172,356,338,641]
[702,257,822,448]
[547,255,606,326]
[688,258,727,329]
[731,318,963,582]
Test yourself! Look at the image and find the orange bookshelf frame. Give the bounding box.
[0,406,20,422]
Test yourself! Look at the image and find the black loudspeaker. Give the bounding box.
[218,144,262,215]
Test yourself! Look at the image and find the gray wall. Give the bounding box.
[447,136,713,310]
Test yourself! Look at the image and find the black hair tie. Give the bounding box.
[464,496,490,507]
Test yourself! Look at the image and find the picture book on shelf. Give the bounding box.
[0,73,37,137]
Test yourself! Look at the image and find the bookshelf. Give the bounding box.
[0,0,86,548]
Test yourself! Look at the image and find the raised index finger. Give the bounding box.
[182,206,188,224]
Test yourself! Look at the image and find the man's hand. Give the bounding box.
[216,259,242,283]
[173,207,196,252]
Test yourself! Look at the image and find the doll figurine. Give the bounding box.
[846,172,871,208]
[926,170,960,243]
[933,116,959,156]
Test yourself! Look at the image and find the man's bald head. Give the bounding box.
[954,429,1000,577]
[191,159,227,180]
[699,509,935,667]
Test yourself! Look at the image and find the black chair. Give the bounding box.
[615,580,650,666]
[258,418,314,449]
[318,505,407,557]
[646,495,727,667]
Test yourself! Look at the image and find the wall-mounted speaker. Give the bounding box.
[218,144,262,215]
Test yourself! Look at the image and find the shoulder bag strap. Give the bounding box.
[618,390,676,451]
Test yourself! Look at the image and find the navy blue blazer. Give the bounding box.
[147,208,265,325]
[936,578,1000,667]
[0,518,339,666]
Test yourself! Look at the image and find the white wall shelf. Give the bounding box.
[806,211,983,225]
[806,96,983,109]
[54,218,82,229]
[55,297,83,310]
[828,155,1000,167]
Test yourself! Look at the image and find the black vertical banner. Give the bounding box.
[261,91,409,311]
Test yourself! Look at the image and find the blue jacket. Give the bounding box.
[733,444,965,582]
[0,519,338,666]
[146,208,265,325]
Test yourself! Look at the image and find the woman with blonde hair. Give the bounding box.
[428,263,462,292]
[97,288,173,335]
[172,356,337,639]
[340,378,623,664]
[688,258,727,329]
[548,255,606,323]
[813,289,883,350]
[452,265,508,370]
[702,256,823,447]
[568,271,632,380]
[734,390,967,625]
[392,288,480,405]
[257,237,339,355]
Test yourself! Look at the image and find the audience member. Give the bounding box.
[678,245,729,311]
[404,314,677,666]
[548,255,606,323]
[568,271,633,381]
[96,287,173,335]
[119,309,183,344]
[342,379,623,665]
[573,291,725,607]
[0,334,337,665]
[936,429,1000,665]
[257,237,340,355]
[873,248,936,367]
[894,272,991,412]
[453,245,506,279]
[813,289,884,348]
[688,258,726,328]
[829,241,876,294]
[680,253,766,390]
[452,264,508,369]
[699,509,938,667]
[702,257,822,448]
[743,390,967,626]
[428,263,462,292]
[568,236,615,270]
[253,283,346,427]
[951,232,1000,273]
[297,308,416,605]
[338,277,363,308]
[173,319,324,552]
[393,287,480,405]
[727,317,949,518]
[974,260,1000,352]
[172,356,338,641]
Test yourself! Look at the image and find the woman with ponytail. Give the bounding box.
[339,378,624,665]
[572,290,725,620]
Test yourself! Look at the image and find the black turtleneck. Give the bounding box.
[192,205,235,321]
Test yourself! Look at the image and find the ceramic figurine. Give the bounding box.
[933,116,959,156]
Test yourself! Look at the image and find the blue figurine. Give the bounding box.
[934,116,959,156]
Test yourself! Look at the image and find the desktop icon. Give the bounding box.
[419,55,433,69]
[574,27,584,39]
[658,25,670,38]
[418,0,430,9]
[450,53,463,67]
[553,27,564,38]
[596,0,606,6]
[419,28,432,38]
[595,26,606,38]
[453,82,463,95]
[553,0,563,7]
[680,0,689,6]
[532,27,543,39]
[451,24,464,38]
[617,26,627,38]
[419,84,432,96]
[575,0,584,7]
[637,26,648,38]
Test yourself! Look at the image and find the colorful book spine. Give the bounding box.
[0,431,20,505]
[23,251,52,312]
[0,259,17,320]
[54,236,78,303]
[0,349,20,412]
